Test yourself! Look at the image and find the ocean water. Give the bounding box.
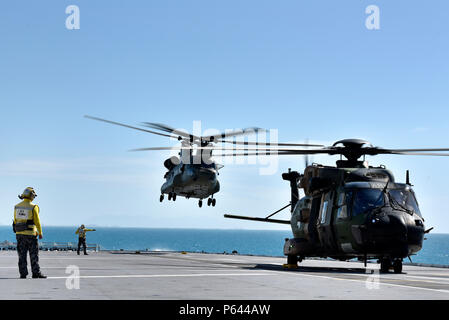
[0,226,448,266]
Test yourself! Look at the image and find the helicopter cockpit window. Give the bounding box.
[388,189,422,217]
[352,189,384,217]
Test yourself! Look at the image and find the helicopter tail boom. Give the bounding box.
[223,214,290,225]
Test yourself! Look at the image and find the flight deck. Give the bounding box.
[0,250,448,300]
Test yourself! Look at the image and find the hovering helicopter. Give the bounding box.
[223,139,448,273]
[85,116,320,207]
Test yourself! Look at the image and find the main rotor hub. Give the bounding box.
[332,139,373,148]
[332,139,374,163]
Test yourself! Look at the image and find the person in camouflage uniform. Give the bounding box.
[13,187,46,279]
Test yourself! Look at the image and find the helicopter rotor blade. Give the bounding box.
[202,127,266,142]
[92,117,324,149]
[141,122,199,141]
[389,152,449,156]
[128,146,264,152]
[141,123,268,144]
[129,147,180,151]
[383,148,449,153]
[216,139,324,147]
[213,148,449,158]
[84,116,179,139]
[345,147,449,156]
[213,149,334,157]
[129,146,331,152]
[88,120,449,159]
[141,122,179,133]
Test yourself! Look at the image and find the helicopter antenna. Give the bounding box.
[265,204,292,219]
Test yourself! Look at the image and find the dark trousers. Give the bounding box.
[77,237,87,255]
[16,234,41,276]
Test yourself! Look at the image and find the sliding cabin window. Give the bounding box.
[337,191,353,220]
[320,201,328,224]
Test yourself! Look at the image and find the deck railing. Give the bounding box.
[0,240,100,252]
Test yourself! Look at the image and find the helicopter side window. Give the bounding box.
[337,191,353,220]
[337,193,348,219]
[320,201,329,224]
[352,189,384,217]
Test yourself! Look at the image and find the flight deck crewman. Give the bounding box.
[13,187,46,279]
[76,224,96,255]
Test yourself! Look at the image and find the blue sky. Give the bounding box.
[0,1,448,232]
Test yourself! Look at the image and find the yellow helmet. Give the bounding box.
[18,187,37,200]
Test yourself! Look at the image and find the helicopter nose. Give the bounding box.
[365,211,409,257]
[369,212,408,240]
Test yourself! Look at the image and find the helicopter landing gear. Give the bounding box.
[287,255,297,265]
[380,258,391,273]
[207,197,217,207]
[393,259,403,274]
[283,255,298,269]
[198,200,203,208]
[160,194,164,202]
[167,192,176,201]
[380,257,403,273]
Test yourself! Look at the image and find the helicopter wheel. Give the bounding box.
[212,198,216,207]
[287,255,297,265]
[160,194,164,202]
[168,193,172,201]
[207,198,212,206]
[380,258,391,273]
[198,200,203,208]
[393,259,403,274]
[172,193,176,201]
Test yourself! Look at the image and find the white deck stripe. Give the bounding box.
[268,270,449,295]
[47,272,272,279]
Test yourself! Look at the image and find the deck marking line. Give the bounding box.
[46,272,272,280]
[266,270,449,295]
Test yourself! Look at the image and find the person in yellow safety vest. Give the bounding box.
[75,224,96,255]
[13,187,46,279]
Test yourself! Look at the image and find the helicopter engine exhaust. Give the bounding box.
[282,168,301,212]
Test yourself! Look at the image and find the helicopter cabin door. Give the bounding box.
[317,191,338,253]
[334,190,358,254]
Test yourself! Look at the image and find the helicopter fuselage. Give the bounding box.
[161,163,220,199]
[222,138,445,273]
[284,164,426,268]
